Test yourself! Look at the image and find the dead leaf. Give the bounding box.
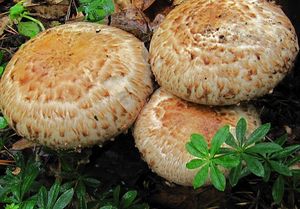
[132,0,156,11]
[114,0,133,11]
[12,167,21,175]
[47,0,65,4]
[110,9,151,42]
[172,0,185,6]
[0,16,9,36]
[28,4,69,20]
[12,138,37,150]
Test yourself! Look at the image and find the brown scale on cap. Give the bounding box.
[0,22,153,149]
[150,0,299,105]
[133,88,261,186]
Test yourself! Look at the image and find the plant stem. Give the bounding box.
[22,14,45,31]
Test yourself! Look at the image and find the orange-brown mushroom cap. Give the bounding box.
[150,0,299,105]
[133,88,260,186]
[0,22,153,149]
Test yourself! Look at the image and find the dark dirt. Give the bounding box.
[0,0,300,208]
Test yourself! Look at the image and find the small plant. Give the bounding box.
[186,118,300,204]
[0,50,7,77]
[9,1,45,38]
[0,115,8,129]
[78,0,115,22]
[92,185,149,209]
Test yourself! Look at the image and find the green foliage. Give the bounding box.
[78,0,115,22]
[186,118,300,205]
[0,50,7,77]
[91,185,149,209]
[9,1,44,38]
[0,116,8,129]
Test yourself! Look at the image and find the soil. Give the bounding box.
[0,0,300,208]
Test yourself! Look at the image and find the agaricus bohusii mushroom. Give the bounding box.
[150,0,299,105]
[0,22,153,149]
[133,88,260,186]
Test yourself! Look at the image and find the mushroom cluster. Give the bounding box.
[133,0,299,186]
[0,22,153,149]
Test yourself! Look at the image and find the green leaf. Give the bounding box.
[17,22,40,38]
[272,145,300,159]
[269,160,292,176]
[79,0,115,22]
[245,123,271,146]
[263,163,271,182]
[229,161,242,187]
[210,125,230,156]
[272,175,284,204]
[274,134,288,146]
[193,163,209,189]
[213,154,240,168]
[190,134,208,155]
[20,199,36,209]
[246,142,282,154]
[0,66,4,76]
[120,190,137,209]
[0,116,8,129]
[83,177,101,188]
[9,3,25,20]
[242,153,264,177]
[186,142,205,158]
[37,186,47,208]
[0,51,3,64]
[53,188,74,209]
[113,185,120,206]
[20,164,39,200]
[210,163,226,191]
[47,180,61,209]
[236,118,247,145]
[186,159,206,169]
[78,195,87,209]
[225,133,238,149]
[100,206,117,209]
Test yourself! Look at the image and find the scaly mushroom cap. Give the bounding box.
[133,88,260,186]
[150,0,299,105]
[0,22,153,149]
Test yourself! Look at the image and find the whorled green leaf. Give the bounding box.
[47,180,61,209]
[272,144,300,159]
[272,175,284,204]
[37,186,47,208]
[190,134,208,155]
[274,134,288,146]
[245,123,271,147]
[79,0,115,22]
[113,185,120,206]
[0,116,8,129]
[17,21,40,38]
[186,159,206,169]
[229,161,242,187]
[0,65,4,76]
[236,118,247,145]
[210,163,226,191]
[225,133,238,149]
[242,153,264,177]
[210,125,230,156]
[263,163,271,182]
[53,188,74,209]
[120,190,137,209]
[186,142,205,158]
[83,177,101,188]
[213,154,240,168]
[269,160,292,176]
[245,142,282,155]
[193,163,209,189]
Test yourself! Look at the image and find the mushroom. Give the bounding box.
[0,22,153,149]
[133,88,260,186]
[150,0,299,105]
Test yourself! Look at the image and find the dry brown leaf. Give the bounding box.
[47,0,65,4]
[0,16,9,36]
[12,138,37,150]
[114,0,133,11]
[132,0,155,11]
[28,4,69,20]
[110,8,151,42]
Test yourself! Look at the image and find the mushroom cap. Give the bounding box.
[0,22,153,149]
[133,88,261,186]
[150,0,299,105]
